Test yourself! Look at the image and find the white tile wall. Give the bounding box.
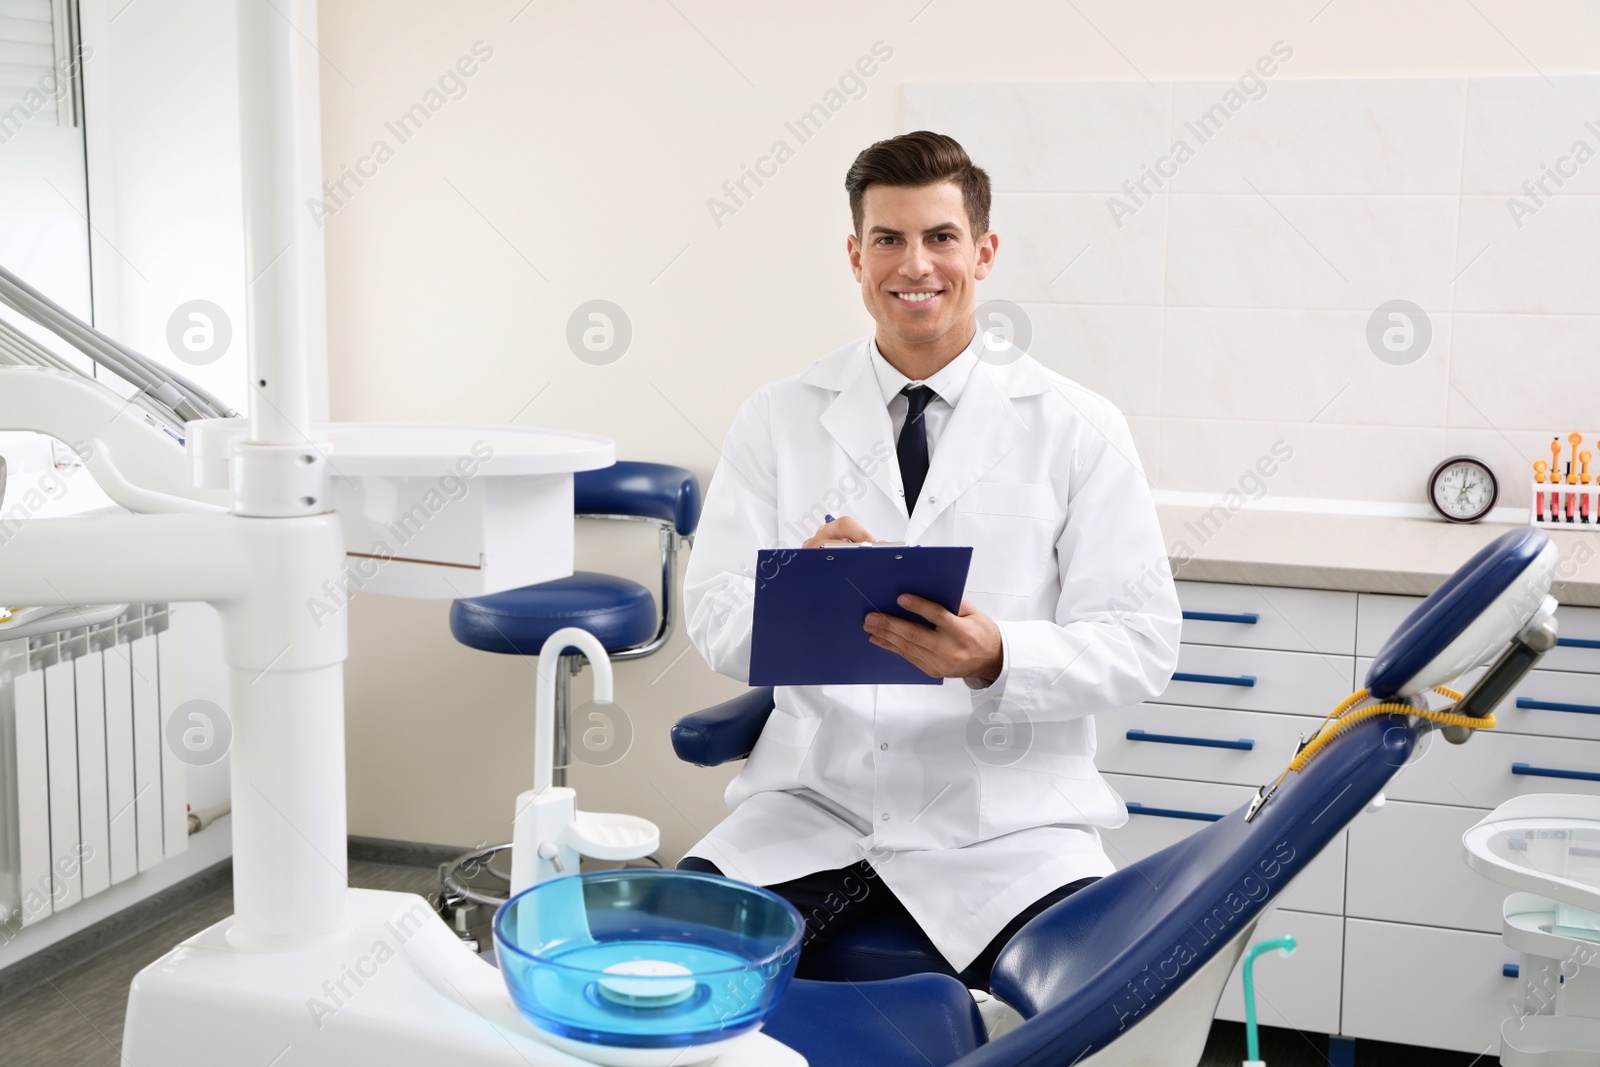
[1167,79,1466,195]
[1024,304,1163,417]
[1160,308,1450,428]
[1461,76,1600,197]
[1164,194,1459,311]
[1455,195,1600,314]
[1159,417,1449,503]
[985,193,1167,306]
[903,83,1174,193]
[906,76,1600,511]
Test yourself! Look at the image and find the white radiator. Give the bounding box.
[3,605,187,928]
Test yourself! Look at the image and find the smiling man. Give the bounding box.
[678,131,1181,988]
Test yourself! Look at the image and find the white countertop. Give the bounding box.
[1158,505,1600,606]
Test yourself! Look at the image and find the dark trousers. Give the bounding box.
[676,855,1096,990]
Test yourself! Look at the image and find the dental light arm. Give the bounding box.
[0,261,238,432]
[0,367,226,513]
[0,259,237,514]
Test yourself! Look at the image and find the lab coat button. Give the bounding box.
[880,813,890,821]
[879,743,888,751]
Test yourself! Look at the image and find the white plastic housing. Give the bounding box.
[186,420,614,598]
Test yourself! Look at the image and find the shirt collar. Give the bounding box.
[867,327,983,409]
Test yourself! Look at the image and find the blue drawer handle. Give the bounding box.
[1558,637,1600,650]
[1125,801,1224,822]
[1505,963,1520,978]
[1517,697,1600,716]
[1182,610,1260,625]
[1126,729,1254,751]
[1512,762,1600,783]
[1172,671,1257,688]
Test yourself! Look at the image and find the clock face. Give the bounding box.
[1429,457,1497,523]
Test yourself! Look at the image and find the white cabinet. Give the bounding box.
[1341,919,1516,1055]
[1096,704,1321,787]
[1381,726,1600,809]
[1174,582,1357,655]
[1214,909,1343,1035]
[1344,800,1508,933]
[1155,644,1355,716]
[1123,580,1598,1053]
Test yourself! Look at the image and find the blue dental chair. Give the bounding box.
[672,526,1560,1066]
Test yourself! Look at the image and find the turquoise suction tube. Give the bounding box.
[1242,935,1297,1066]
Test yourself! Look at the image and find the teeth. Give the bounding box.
[895,292,938,302]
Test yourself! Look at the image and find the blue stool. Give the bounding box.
[452,461,701,786]
[439,462,701,945]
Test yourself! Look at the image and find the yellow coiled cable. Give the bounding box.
[1252,685,1482,814]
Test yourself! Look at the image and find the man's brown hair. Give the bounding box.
[844,130,992,239]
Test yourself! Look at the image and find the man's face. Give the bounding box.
[848,181,997,352]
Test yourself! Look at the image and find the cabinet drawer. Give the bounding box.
[1356,594,1423,658]
[1506,667,1600,739]
[1101,773,1345,914]
[1358,656,1600,741]
[1176,582,1357,655]
[1214,909,1341,1035]
[1359,593,1600,676]
[1345,800,1508,934]
[1381,727,1600,808]
[1154,644,1354,716]
[1341,919,1516,1054]
[1543,603,1600,675]
[1098,704,1318,787]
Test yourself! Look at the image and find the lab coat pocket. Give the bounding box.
[978,752,1125,840]
[953,481,1059,597]
[756,709,821,750]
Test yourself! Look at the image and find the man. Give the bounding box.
[678,130,1180,988]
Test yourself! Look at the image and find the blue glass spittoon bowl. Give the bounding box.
[495,869,804,1066]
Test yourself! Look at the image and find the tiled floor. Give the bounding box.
[0,860,1496,1066]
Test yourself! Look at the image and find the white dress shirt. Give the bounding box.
[868,331,979,450]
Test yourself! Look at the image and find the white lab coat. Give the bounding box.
[681,333,1181,972]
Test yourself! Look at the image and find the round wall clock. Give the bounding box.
[1428,456,1497,524]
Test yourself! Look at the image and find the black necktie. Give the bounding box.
[898,385,934,516]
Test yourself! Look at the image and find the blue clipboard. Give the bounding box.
[749,545,973,685]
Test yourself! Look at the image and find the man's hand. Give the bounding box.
[803,515,874,548]
[864,595,1004,685]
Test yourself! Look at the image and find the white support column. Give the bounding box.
[235,0,325,444]
[225,662,348,948]
[0,510,352,946]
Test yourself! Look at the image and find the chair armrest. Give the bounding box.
[671,687,775,767]
[575,461,703,536]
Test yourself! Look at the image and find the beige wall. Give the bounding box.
[317,0,1600,857]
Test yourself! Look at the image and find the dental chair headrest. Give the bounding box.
[1366,526,1555,699]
